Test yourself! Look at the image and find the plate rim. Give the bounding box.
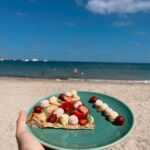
[26,91,135,150]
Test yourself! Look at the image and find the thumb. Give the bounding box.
[16,110,27,137]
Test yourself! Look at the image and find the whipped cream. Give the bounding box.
[71,90,77,97]
[104,107,113,117]
[97,103,108,112]
[49,96,60,106]
[74,101,82,109]
[65,91,72,97]
[68,115,79,125]
[40,100,49,107]
[53,108,64,117]
[109,111,119,122]
[94,100,103,107]
[59,114,69,125]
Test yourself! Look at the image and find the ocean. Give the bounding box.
[0,60,150,81]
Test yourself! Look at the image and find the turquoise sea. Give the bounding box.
[0,60,150,81]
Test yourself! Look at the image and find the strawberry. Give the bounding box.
[47,114,57,123]
[65,107,74,115]
[73,110,87,119]
[59,94,72,101]
[59,102,74,113]
[79,119,88,125]
[89,96,98,103]
[34,106,42,113]
[114,116,125,125]
[77,105,90,114]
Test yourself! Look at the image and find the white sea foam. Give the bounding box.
[68,78,150,84]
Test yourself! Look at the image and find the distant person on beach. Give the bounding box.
[73,68,78,74]
[16,111,52,150]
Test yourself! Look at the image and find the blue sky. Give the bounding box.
[0,0,150,63]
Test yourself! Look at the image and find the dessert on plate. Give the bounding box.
[27,90,95,129]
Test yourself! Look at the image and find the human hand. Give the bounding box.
[16,110,53,150]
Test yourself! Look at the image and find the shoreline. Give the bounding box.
[0,76,150,84]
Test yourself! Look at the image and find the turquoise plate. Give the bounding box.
[26,91,135,150]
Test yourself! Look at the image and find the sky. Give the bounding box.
[0,0,150,63]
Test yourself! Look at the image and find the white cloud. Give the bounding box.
[86,0,150,14]
[136,43,142,47]
[16,12,27,17]
[136,31,146,35]
[113,21,133,27]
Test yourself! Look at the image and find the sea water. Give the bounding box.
[0,60,150,81]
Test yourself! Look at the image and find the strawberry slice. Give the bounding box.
[65,107,74,115]
[59,101,74,114]
[89,96,98,103]
[73,110,87,119]
[59,94,72,101]
[79,119,88,125]
[47,114,57,123]
[77,105,90,114]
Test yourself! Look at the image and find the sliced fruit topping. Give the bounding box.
[79,119,88,125]
[59,94,72,101]
[77,105,90,114]
[114,116,125,125]
[89,96,98,103]
[87,115,94,123]
[65,107,74,115]
[73,110,87,119]
[59,101,74,114]
[34,106,43,113]
[47,114,58,123]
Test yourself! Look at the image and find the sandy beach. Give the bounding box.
[0,77,150,150]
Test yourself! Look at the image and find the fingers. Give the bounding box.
[43,146,54,150]
[16,110,27,137]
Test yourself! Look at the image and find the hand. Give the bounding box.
[16,110,53,150]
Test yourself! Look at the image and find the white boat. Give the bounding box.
[43,59,48,62]
[32,58,38,62]
[0,58,4,61]
[24,59,29,62]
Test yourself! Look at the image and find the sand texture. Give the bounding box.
[0,77,150,150]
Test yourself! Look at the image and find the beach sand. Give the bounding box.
[0,77,150,150]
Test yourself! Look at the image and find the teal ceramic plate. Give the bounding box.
[26,91,135,150]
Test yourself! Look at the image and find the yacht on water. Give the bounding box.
[32,58,38,62]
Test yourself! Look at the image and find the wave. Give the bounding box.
[68,78,150,84]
